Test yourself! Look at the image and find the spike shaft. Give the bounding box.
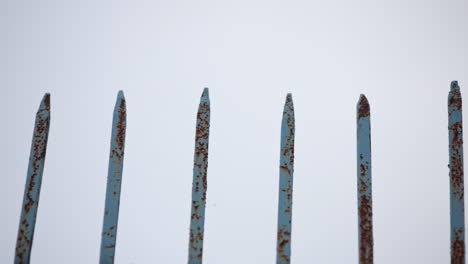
[15,94,51,264]
[99,92,127,264]
[357,95,373,264]
[276,94,295,264]
[188,88,210,264]
[449,81,465,264]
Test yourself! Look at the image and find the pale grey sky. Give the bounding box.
[2,0,468,263]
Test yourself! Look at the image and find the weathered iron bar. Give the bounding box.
[188,88,211,264]
[448,81,465,264]
[13,85,468,263]
[99,91,127,264]
[357,94,373,264]
[276,93,295,264]
[14,94,51,264]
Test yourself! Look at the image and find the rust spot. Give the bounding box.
[358,95,370,118]
[450,82,462,111]
[450,121,464,202]
[277,229,291,262]
[202,174,208,202]
[452,228,465,264]
[43,94,51,109]
[280,166,291,175]
[358,158,373,263]
[111,99,126,160]
[359,195,373,264]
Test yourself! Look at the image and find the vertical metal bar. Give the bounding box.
[357,94,373,264]
[99,91,127,264]
[276,93,295,264]
[449,81,465,264]
[188,88,211,264]
[14,94,51,264]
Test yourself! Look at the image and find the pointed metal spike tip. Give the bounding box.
[41,93,51,109]
[283,93,294,112]
[200,88,210,104]
[357,94,370,118]
[451,81,460,91]
[114,91,126,112]
[449,81,462,111]
[117,90,125,99]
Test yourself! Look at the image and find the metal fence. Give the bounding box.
[12,81,465,264]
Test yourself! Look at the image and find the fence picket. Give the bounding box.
[99,91,127,264]
[276,93,295,264]
[448,81,466,264]
[11,82,467,263]
[188,88,211,264]
[357,94,373,264]
[14,94,51,264]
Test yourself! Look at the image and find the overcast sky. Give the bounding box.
[2,0,468,263]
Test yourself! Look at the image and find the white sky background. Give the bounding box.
[2,0,468,263]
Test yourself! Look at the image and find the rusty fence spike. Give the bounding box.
[13,85,468,263]
[276,93,295,264]
[14,94,51,264]
[99,91,127,264]
[357,94,373,264]
[188,88,211,264]
[449,81,466,264]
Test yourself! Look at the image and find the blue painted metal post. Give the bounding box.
[14,94,51,264]
[448,81,465,264]
[99,91,127,264]
[357,94,373,264]
[276,93,295,264]
[188,88,211,264]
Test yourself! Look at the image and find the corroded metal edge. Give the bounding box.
[357,94,373,264]
[99,91,127,264]
[449,81,466,264]
[276,93,295,264]
[188,88,210,264]
[15,94,51,264]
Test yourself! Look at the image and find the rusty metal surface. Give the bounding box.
[99,91,127,264]
[13,86,468,263]
[188,88,210,264]
[276,93,295,264]
[449,81,465,264]
[14,94,51,264]
[357,94,373,264]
